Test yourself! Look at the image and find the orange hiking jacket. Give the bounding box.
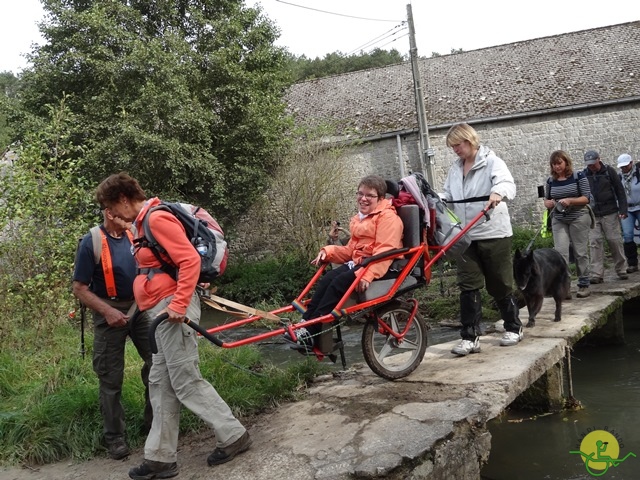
[322,198,403,283]
[133,197,200,315]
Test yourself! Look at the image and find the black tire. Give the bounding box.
[361,300,428,380]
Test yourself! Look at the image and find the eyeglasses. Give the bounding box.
[356,192,379,200]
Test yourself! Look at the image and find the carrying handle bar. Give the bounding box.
[149,313,223,353]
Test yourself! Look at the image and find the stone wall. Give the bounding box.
[363,102,640,227]
[228,102,640,258]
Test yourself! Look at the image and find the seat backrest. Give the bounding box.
[397,204,420,247]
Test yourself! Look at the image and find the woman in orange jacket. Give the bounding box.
[285,175,403,351]
[96,173,250,480]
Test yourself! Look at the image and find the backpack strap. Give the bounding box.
[98,229,117,298]
[573,171,582,197]
[89,226,102,264]
[136,205,179,281]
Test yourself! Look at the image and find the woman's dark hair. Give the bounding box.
[95,172,146,207]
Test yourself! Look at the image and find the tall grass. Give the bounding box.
[0,320,326,467]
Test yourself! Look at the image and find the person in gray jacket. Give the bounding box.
[583,150,628,282]
[617,153,640,273]
[442,123,523,356]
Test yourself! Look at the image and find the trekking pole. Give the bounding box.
[79,302,86,359]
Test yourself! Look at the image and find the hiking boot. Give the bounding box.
[283,326,313,351]
[128,460,178,480]
[500,327,523,347]
[617,272,629,280]
[451,338,480,356]
[627,265,638,273]
[577,286,590,298]
[108,438,130,460]
[207,431,252,466]
[589,277,603,284]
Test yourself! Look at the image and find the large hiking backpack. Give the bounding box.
[395,172,470,259]
[137,202,228,283]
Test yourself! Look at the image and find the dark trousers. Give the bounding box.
[457,237,522,337]
[302,264,356,335]
[93,304,153,444]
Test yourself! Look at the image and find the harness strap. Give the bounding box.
[97,228,134,298]
[136,267,168,281]
[445,195,490,204]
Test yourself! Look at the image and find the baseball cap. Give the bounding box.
[617,153,633,168]
[584,150,600,165]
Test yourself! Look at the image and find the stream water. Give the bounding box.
[199,308,459,369]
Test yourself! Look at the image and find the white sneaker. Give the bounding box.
[451,338,480,356]
[500,327,523,346]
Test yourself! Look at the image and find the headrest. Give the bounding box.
[385,179,400,198]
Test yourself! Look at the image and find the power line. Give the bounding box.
[365,32,409,54]
[347,23,407,56]
[274,0,403,22]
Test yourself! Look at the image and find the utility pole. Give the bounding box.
[407,4,436,187]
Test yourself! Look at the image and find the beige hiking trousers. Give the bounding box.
[142,292,246,463]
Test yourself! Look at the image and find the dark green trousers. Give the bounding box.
[93,302,153,445]
[457,237,522,336]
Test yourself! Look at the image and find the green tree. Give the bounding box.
[0,71,19,98]
[286,48,407,82]
[17,0,292,221]
[0,71,20,151]
[0,97,96,339]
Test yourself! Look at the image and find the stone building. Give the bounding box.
[285,20,640,227]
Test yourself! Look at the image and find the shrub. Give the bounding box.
[215,253,315,305]
[0,99,97,345]
[511,224,554,253]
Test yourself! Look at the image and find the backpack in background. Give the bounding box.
[88,225,136,264]
[138,202,228,282]
[393,172,470,259]
[430,196,469,259]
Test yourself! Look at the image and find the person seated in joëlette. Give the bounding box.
[284,175,403,352]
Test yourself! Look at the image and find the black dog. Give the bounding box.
[513,248,571,327]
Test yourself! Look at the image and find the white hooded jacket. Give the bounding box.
[442,145,516,241]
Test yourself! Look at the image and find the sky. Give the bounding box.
[1,0,638,74]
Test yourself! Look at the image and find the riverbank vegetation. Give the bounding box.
[0,321,324,466]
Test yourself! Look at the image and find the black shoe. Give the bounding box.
[283,326,313,349]
[128,460,178,480]
[627,265,639,273]
[589,277,603,284]
[108,438,130,460]
[207,431,252,466]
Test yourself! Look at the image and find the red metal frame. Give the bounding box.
[204,207,490,351]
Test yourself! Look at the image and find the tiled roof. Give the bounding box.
[285,21,640,136]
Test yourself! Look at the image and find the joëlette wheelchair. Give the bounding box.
[149,183,490,381]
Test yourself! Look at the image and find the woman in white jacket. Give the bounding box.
[442,123,523,356]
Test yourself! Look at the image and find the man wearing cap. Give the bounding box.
[583,150,628,283]
[617,153,640,273]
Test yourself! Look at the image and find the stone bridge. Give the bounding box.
[206,272,638,480]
